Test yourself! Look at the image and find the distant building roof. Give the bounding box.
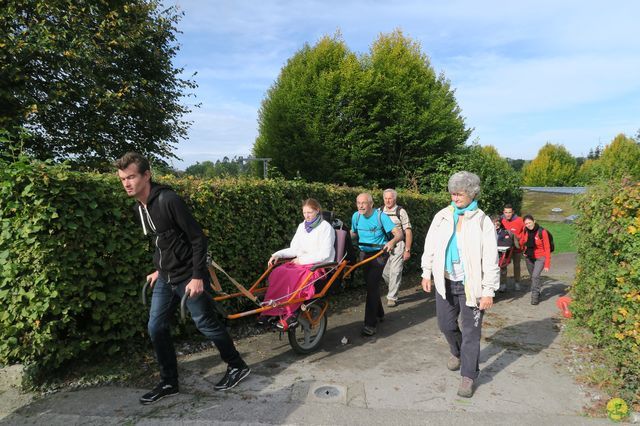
[521,187,587,194]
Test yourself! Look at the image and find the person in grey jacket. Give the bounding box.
[421,171,499,398]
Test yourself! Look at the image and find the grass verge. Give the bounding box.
[538,220,576,253]
[561,320,639,419]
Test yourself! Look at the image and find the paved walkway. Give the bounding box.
[1,253,609,425]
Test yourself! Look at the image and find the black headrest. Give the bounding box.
[322,211,345,230]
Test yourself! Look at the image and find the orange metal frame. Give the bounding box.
[212,250,385,320]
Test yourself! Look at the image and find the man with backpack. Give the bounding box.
[116,152,250,404]
[381,189,413,307]
[501,204,525,290]
[351,193,403,336]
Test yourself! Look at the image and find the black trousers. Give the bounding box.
[360,251,389,327]
[435,278,484,379]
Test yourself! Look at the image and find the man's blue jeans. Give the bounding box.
[148,275,244,384]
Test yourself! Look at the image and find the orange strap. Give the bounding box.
[207,264,224,293]
[209,258,259,305]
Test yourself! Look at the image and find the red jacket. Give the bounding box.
[520,228,552,269]
[502,215,525,252]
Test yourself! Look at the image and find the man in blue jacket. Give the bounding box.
[351,193,403,336]
[116,152,250,405]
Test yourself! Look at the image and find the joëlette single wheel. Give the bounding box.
[288,302,327,354]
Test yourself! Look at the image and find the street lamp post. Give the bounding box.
[239,156,272,179]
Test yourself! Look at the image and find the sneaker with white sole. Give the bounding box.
[139,381,179,405]
[214,365,251,391]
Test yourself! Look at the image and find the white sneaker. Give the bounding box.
[514,282,521,291]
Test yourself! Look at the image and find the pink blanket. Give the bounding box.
[262,262,324,320]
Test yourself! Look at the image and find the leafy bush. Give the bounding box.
[0,157,150,379]
[571,178,640,403]
[577,134,640,185]
[1,158,452,378]
[425,144,523,215]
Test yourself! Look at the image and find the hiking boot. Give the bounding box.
[361,325,377,336]
[457,376,474,398]
[139,381,179,405]
[387,299,397,307]
[214,365,251,391]
[447,355,461,371]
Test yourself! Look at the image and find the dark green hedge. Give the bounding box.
[161,174,449,286]
[1,158,455,376]
[571,178,639,401]
[0,159,150,377]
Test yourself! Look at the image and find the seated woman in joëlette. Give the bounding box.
[260,198,335,330]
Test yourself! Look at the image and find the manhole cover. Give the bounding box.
[314,385,341,399]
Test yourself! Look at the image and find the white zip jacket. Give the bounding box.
[421,205,500,307]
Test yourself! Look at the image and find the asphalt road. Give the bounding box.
[1,253,610,425]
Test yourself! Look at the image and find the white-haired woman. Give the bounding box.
[421,171,499,398]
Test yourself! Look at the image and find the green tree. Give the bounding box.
[253,34,355,183]
[577,134,640,184]
[521,143,578,186]
[506,158,526,172]
[0,0,196,168]
[254,30,471,189]
[426,144,522,214]
[184,157,247,178]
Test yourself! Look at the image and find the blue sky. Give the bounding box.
[167,0,640,169]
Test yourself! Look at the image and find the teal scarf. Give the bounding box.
[445,200,478,274]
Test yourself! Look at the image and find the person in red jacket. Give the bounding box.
[520,215,551,305]
[501,204,525,290]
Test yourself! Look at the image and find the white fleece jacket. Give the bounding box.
[272,220,335,265]
[421,206,500,307]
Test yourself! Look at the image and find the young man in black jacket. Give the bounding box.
[116,152,250,404]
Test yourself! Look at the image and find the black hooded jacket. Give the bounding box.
[136,183,208,284]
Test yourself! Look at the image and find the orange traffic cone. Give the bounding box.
[556,296,573,318]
